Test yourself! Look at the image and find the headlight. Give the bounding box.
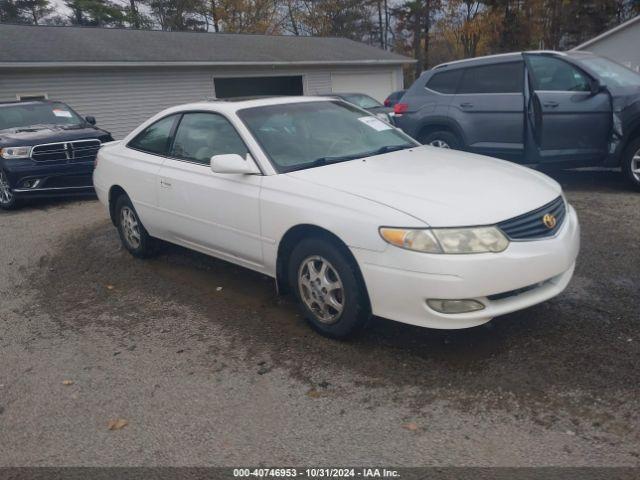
[379,226,509,254]
[0,146,32,159]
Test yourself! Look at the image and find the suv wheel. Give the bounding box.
[0,170,18,210]
[115,194,159,258]
[421,130,461,150]
[288,238,370,339]
[622,137,640,191]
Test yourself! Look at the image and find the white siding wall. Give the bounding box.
[0,65,403,139]
[575,23,640,72]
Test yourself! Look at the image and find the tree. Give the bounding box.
[393,0,441,78]
[16,0,52,24]
[65,0,125,26]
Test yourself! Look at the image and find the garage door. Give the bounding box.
[214,76,303,99]
[331,72,395,103]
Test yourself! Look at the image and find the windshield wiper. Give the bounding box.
[13,124,53,133]
[366,144,414,156]
[290,153,365,172]
[286,144,415,173]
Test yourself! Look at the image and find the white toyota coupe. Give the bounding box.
[94,96,580,338]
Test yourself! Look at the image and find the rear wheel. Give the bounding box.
[420,130,461,150]
[622,137,640,191]
[115,194,159,258]
[288,238,370,339]
[0,170,18,210]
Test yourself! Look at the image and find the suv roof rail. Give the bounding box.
[431,50,566,71]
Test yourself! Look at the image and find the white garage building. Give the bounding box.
[0,24,412,138]
[573,15,640,72]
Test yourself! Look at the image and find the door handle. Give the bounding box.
[459,102,474,109]
[160,179,172,188]
[543,101,559,108]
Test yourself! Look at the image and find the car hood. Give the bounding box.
[286,146,562,227]
[0,125,110,147]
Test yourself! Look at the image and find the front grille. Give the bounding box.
[31,139,101,164]
[498,196,566,240]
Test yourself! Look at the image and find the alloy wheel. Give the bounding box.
[429,139,451,149]
[632,148,640,183]
[298,255,345,325]
[0,171,14,205]
[120,206,141,249]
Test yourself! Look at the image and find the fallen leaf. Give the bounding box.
[106,285,115,290]
[107,418,128,430]
[62,380,74,386]
[306,388,324,398]
[402,422,419,431]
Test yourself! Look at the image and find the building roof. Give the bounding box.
[0,24,413,68]
[573,15,640,50]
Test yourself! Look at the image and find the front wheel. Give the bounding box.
[288,238,370,339]
[622,137,640,191]
[0,170,18,210]
[115,194,159,258]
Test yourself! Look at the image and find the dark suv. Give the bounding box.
[393,51,640,189]
[0,100,113,209]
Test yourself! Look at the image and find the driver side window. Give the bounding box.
[528,56,591,92]
[170,112,248,165]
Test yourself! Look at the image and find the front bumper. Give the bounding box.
[1,158,94,198]
[352,205,580,329]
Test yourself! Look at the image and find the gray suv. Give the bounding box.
[394,51,640,189]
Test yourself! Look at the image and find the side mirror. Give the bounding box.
[590,80,606,96]
[210,153,260,175]
[85,116,96,125]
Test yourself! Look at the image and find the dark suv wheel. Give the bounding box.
[622,137,640,191]
[115,194,160,258]
[0,170,18,210]
[420,130,461,150]
[288,237,370,339]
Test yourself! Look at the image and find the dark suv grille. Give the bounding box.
[31,139,101,164]
[498,196,566,240]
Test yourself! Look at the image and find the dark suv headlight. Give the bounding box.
[0,146,32,159]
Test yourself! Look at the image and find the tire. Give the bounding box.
[420,130,461,149]
[288,237,370,339]
[114,194,159,258]
[622,137,640,191]
[0,169,19,210]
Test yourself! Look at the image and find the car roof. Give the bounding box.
[166,95,336,115]
[0,99,57,108]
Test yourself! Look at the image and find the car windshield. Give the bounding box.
[238,101,416,173]
[576,56,640,88]
[0,102,83,131]
[338,94,383,109]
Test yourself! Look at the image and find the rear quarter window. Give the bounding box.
[425,69,463,94]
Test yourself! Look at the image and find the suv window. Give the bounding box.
[528,56,591,92]
[128,115,178,155]
[426,69,463,94]
[458,62,524,94]
[171,112,248,165]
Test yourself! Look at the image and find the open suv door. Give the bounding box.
[524,53,612,166]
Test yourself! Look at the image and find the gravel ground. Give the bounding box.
[0,169,638,467]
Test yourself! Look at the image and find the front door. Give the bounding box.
[157,112,263,270]
[524,54,612,165]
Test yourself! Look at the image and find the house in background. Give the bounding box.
[573,15,640,71]
[0,24,413,138]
